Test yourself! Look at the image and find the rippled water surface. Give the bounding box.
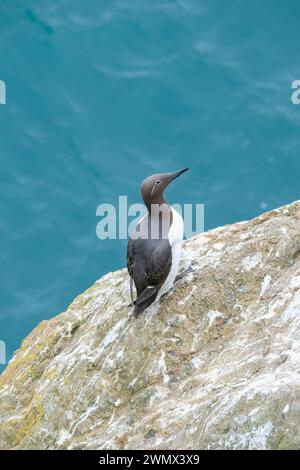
[1,0,300,369]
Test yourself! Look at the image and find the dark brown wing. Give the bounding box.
[133,240,172,316]
[144,239,172,287]
[127,237,172,315]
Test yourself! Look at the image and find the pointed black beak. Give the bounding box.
[169,167,189,181]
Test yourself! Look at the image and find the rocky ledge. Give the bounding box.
[0,201,300,450]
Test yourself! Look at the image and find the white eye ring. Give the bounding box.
[155,179,161,184]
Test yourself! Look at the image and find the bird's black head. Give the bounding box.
[141,168,189,210]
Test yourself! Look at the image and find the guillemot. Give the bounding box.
[127,168,188,317]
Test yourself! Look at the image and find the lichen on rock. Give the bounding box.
[0,201,300,450]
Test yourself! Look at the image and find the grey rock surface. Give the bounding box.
[0,201,299,449]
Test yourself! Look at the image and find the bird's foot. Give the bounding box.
[133,310,142,319]
[159,266,195,303]
[174,265,195,283]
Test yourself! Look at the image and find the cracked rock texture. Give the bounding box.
[0,201,300,450]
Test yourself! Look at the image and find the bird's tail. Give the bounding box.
[133,286,159,317]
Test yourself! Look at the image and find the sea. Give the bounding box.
[0,0,300,370]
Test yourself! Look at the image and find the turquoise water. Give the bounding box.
[1,0,300,370]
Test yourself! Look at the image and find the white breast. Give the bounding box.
[158,208,184,298]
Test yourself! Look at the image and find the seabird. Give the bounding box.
[127,168,189,317]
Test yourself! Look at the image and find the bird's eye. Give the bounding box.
[155,179,161,185]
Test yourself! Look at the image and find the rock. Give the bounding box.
[0,201,300,450]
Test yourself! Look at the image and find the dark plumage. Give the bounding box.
[127,169,188,317]
[127,237,172,316]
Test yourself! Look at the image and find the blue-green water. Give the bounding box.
[1,0,300,370]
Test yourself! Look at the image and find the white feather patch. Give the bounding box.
[159,208,184,298]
